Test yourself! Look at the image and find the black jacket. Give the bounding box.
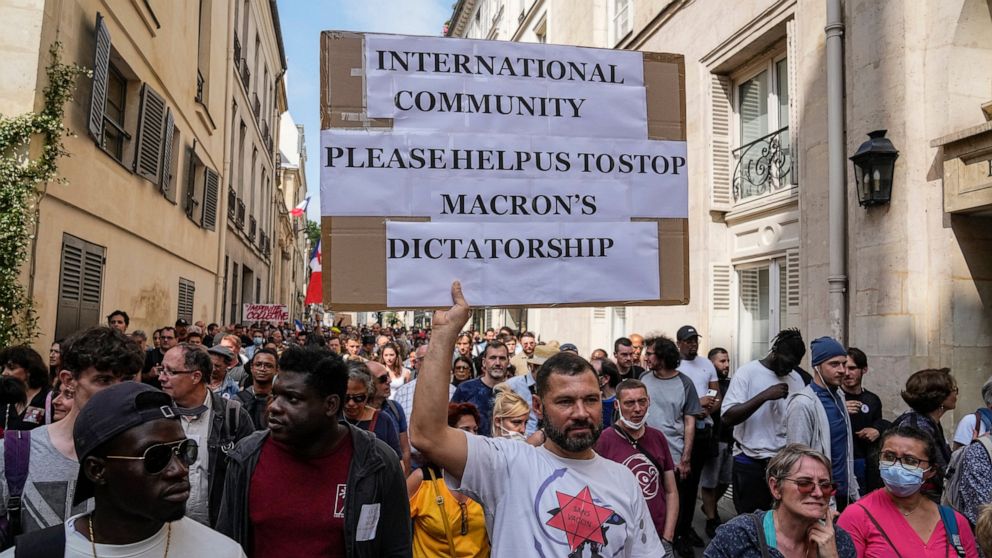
[206,391,256,527]
[215,423,411,557]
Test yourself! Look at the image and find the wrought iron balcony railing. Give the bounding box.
[236,198,246,229]
[233,34,241,71]
[733,126,793,202]
[195,70,204,103]
[227,187,236,219]
[240,62,250,91]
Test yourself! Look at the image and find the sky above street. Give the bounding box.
[276,0,452,222]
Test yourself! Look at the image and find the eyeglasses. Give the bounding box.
[252,362,276,370]
[344,394,368,404]
[159,368,196,377]
[453,365,471,371]
[780,477,837,497]
[105,439,198,474]
[879,451,930,472]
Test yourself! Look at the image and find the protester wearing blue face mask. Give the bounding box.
[837,426,978,557]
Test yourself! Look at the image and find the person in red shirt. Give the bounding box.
[595,378,679,556]
[216,346,410,557]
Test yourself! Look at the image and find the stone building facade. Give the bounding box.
[0,0,292,343]
[447,0,992,422]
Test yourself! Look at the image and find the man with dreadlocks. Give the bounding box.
[721,328,807,513]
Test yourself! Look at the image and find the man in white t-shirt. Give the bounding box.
[721,328,807,514]
[410,282,663,557]
[953,377,992,450]
[4,382,244,557]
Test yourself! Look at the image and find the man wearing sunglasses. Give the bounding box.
[4,382,246,556]
[786,336,860,511]
[159,344,254,527]
[0,326,143,544]
[216,346,411,557]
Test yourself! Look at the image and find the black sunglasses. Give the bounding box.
[345,394,368,404]
[104,439,198,474]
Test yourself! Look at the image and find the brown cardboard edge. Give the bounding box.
[319,32,690,311]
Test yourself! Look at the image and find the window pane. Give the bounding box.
[738,70,768,144]
[105,69,126,124]
[776,59,789,129]
[738,266,770,363]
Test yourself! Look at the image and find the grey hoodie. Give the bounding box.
[786,382,860,503]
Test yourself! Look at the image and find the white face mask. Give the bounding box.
[617,408,650,430]
[499,424,527,442]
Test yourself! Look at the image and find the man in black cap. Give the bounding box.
[673,325,720,551]
[216,345,410,556]
[4,382,245,557]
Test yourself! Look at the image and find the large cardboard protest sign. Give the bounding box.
[320,31,688,310]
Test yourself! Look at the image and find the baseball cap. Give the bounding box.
[72,383,182,505]
[559,343,579,353]
[207,344,236,362]
[175,318,190,327]
[676,326,701,341]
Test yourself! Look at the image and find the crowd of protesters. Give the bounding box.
[0,289,991,557]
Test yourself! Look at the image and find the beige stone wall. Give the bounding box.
[452,0,992,434]
[5,0,234,345]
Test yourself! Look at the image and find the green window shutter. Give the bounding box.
[88,13,111,142]
[202,167,219,231]
[134,84,167,183]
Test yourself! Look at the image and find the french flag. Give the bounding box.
[290,196,310,218]
[304,239,322,305]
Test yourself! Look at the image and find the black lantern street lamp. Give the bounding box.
[850,130,899,207]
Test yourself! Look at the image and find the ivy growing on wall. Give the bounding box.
[0,43,88,347]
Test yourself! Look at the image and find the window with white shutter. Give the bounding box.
[711,75,733,209]
[712,264,732,311]
[202,167,220,231]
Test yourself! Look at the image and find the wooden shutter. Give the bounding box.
[202,167,219,231]
[184,147,201,224]
[712,263,731,311]
[177,278,195,323]
[55,234,105,340]
[134,85,167,183]
[711,75,733,209]
[88,13,111,142]
[160,109,176,199]
[785,249,800,329]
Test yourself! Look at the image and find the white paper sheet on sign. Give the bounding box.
[364,34,646,138]
[320,129,688,219]
[384,221,660,307]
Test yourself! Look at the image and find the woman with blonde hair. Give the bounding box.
[491,384,530,440]
[408,403,490,558]
[705,444,856,557]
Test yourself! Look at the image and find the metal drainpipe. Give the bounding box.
[826,0,848,342]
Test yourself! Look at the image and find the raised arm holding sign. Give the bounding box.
[409,281,664,557]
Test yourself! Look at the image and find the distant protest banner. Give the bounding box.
[243,304,289,323]
[320,31,688,310]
